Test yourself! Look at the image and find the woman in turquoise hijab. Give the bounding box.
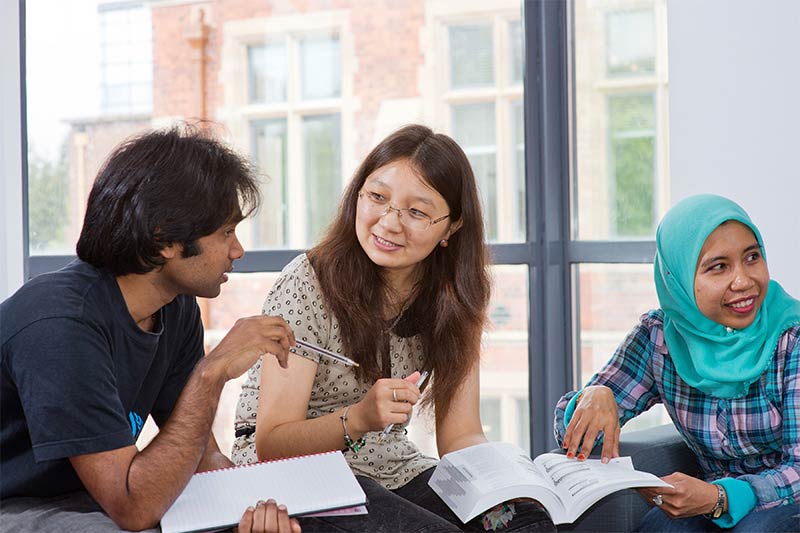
[554,194,800,532]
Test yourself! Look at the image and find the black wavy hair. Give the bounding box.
[76,125,260,275]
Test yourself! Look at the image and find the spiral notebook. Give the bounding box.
[161,450,367,533]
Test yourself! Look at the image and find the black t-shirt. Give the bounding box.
[0,260,204,498]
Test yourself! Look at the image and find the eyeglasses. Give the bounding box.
[358,190,450,232]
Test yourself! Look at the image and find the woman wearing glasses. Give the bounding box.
[232,125,554,532]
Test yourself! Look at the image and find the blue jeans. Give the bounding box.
[298,468,556,532]
[635,503,800,532]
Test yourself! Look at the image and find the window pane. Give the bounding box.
[607,9,656,76]
[303,114,341,245]
[26,2,530,453]
[409,264,530,455]
[248,43,287,104]
[608,93,656,237]
[98,3,152,115]
[451,103,498,242]
[510,20,523,84]
[480,398,502,441]
[251,119,288,247]
[449,25,494,89]
[573,263,670,432]
[199,272,282,457]
[511,99,525,241]
[300,35,341,100]
[573,0,669,240]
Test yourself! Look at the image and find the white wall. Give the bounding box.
[1,0,25,301]
[668,0,800,297]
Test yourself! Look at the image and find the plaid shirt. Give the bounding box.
[554,310,800,510]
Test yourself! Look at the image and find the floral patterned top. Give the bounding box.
[231,254,437,489]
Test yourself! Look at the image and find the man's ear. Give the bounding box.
[159,243,180,260]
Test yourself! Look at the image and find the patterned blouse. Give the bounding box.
[231,254,437,489]
[554,310,800,511]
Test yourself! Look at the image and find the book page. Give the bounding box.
[428,442,564,524]
[533,453,670,522]
[161,451,366,533]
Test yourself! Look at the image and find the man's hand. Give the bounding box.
[69,316,294,530]
[562,385,620,463]
[637,472,720,518]
[237,500,301,533]
[207,315,296,379]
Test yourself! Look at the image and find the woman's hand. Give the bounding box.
[562,385,620,463]
[236,500,301,533]
[349,371,422,433]
[637,473,721,518]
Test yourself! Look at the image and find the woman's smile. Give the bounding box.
[372,233,403,250]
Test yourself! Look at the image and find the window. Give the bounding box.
[239,30,344,249]
[438,10,525,243]
[606,9,656,77]
[98,2,152,115]
[24,1,533,453]
[573,1,667,241]
[570,0,671,433]
[608,92,656,237]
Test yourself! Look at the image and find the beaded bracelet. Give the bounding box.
[340,405,366,453]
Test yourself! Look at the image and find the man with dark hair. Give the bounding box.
[0,126,300,532]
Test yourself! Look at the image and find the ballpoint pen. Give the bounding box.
[378,370,429,441]
[293,338,360,367]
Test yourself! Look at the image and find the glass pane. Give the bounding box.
[27,1,524,254]
[451,103,498,242]
[607,9,656,76]
[98,4,152,116]
[409,264,530,456]
[511,99,525,241]
[251,119,288,247]
[300,35,341,100]
[572,0,669,240]
[303,114,341,244]
[26,2,529,453]
[200,272,282,458]
[510,20,523,84]
[449,24,494,89]
[609,93,656,237]
[574,263,670,432]
[248,43,287,104]
[480,398,502,441]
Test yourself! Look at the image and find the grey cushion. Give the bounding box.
[554,423,698,533]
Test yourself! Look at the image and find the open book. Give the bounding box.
[428,442,670,525]
[161,450,367,533]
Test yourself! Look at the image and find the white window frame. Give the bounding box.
[425,0,523,242]
[220,11,355,247]
[592,0,670,233]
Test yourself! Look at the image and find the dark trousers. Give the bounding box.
[298,467,556,533]
[636,503,800,533]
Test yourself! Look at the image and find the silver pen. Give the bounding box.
[293,338,360,367]
[378,370,429,441]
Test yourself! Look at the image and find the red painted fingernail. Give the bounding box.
[563,442,569,449]
[577,454,586,461]
[566,452,574,459]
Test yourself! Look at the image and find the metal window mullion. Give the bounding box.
[20,0,29,283]
[524,0,571,456]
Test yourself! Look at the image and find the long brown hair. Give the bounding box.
[308,124,491,418]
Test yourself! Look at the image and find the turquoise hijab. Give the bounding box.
[654,194,800,398]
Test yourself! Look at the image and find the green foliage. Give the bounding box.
[608,94,656,237]
[28,146,69,252]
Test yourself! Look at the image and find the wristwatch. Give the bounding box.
[703,484,726,519]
